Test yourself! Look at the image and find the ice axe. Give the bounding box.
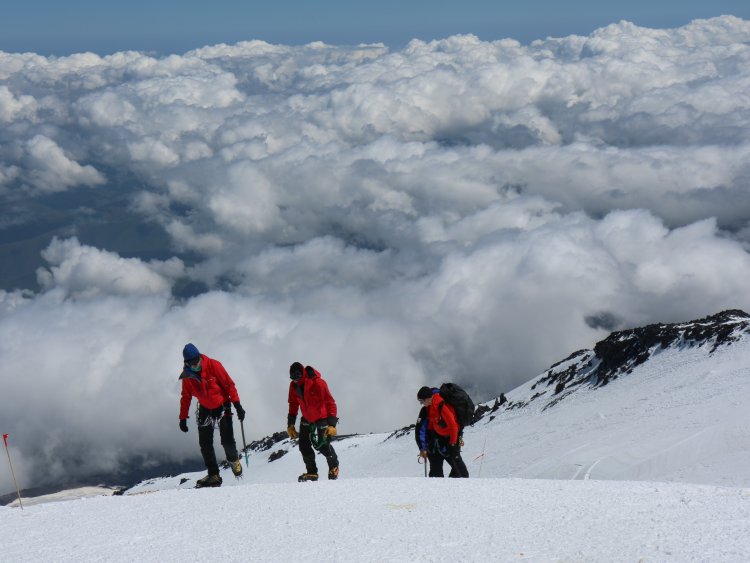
[240,420,249,468]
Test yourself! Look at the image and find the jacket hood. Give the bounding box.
[304,365,321,380]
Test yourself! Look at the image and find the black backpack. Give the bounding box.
[439,383,475,428]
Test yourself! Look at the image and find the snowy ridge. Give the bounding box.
[469,310,750,486]
[485,309,750,415]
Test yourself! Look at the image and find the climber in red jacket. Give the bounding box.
[287,362,339,482]
[418,386,469,478]
[179,343,246,488]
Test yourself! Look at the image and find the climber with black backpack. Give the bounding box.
[417,384,471,478]
[415,387,446,477]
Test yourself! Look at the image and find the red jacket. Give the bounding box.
[428,394,459,446]
[179,355,240,419]
[288,366,337,424]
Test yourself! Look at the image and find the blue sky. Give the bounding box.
[2,0,749,55]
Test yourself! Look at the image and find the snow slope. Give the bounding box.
[476,341,750,486]
[2,478,749,562]
[5,486,114,508]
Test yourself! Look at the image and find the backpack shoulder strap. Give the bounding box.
[437,400,446,427]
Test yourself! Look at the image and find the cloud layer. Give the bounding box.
[2,16,750,490]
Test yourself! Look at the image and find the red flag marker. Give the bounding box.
[3,433,24,509]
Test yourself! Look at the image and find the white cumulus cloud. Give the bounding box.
[36,237,183,299]
[24,135,105,192]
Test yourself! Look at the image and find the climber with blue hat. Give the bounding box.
[178,342,246,488]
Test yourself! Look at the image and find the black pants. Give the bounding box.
[432,437,469,478]
[197,404,238,476]
[427,451,445,477]
[298,418,338,474]
[444,451,469,478]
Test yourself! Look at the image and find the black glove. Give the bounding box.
[448,442,461,457]
[234,402,245,421]
[179,419,188,433]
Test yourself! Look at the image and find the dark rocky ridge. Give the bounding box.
[492,309,750,416]
[592,309,750,385]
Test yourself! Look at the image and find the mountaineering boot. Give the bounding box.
[298,473,319,482]
[229,459,243,477]
[328,467,339,480]
[195,474,223,488]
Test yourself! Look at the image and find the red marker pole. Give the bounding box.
[3,434,23,510]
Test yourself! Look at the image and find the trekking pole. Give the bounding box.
[473,436,487,478]
[418,454,427,477]
[3,434,23,510]
[239,420,249,468]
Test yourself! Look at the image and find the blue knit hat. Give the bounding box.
[183,343,200,361]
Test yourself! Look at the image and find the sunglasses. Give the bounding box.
[184,357,201,370]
